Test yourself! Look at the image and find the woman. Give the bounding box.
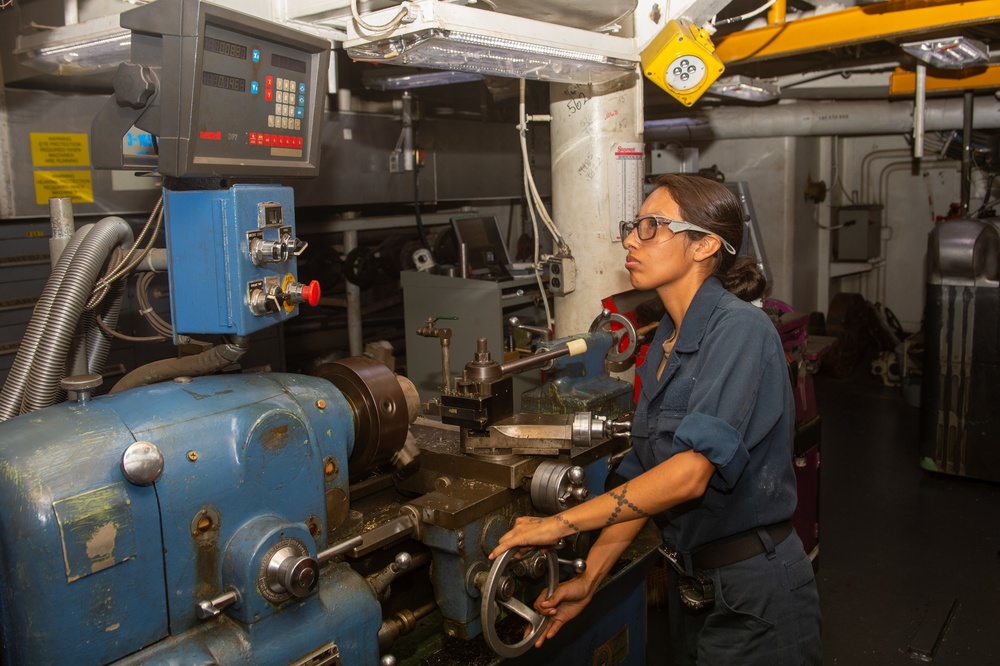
[489,174,822,664]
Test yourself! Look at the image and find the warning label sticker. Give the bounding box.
[33,171,94,205]
[30,133,90,167]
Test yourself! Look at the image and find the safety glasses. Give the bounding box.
[619,215,736,255]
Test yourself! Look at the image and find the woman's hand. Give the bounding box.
[488,514,578,561]
[528,575,594,648]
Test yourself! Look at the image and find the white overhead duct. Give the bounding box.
[645,96,1000,140]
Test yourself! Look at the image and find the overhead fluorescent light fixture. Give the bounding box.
[901,36,989,70]
[345,0,637,85]
[14,15,131,75]
[362,68,483,90]
[708,75,780,102]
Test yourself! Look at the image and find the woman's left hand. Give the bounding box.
[488,515,574,561]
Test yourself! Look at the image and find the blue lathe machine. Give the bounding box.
[0,1,658,663]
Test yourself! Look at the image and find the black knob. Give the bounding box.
[113,62,157,110]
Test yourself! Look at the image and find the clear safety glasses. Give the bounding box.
[619,215,736,255]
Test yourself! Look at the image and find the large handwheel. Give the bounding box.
[588,310,638,364]
[480,548,559,658]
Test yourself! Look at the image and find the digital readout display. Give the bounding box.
[204,36,247,60]
[272,53,307,74]
[202,70,247,93]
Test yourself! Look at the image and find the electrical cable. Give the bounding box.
[95,310,167,343]
[411,122,431,250]
[525,169,554,332]
[517,79,569,331]
[713,0,776,27]
[518,80,568,253]
[136,271,174,338]
[351,0,410,36]
[88,196,164,309]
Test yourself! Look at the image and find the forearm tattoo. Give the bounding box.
[555,515,581,533]
[603,483,651,527]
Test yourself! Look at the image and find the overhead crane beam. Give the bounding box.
[714,0,1000,66]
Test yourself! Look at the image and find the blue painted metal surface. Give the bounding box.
[0,402,166,665]
[163,184,300,338]
[0,373,381,665]
[521,331,635,419]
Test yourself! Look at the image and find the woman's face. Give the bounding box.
[623,187,696,291]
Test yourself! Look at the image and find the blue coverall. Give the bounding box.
[617,277,822,665]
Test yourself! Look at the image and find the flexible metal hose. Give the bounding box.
[0,224,94,421]
[110,337,249,394]
[21,217,134,414]
[86,280,125,375]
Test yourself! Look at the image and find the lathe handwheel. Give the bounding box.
[480,548,559,658]
[588,311,638,364]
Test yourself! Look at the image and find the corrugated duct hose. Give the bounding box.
[20,217,136,414]
[110,337,249,394]
[0,223,96,421]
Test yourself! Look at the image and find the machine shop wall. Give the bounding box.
[662,136,804,308]
[835,134,966,333]
[1,89,161,218]
[652,130,985,334]
[291,111,550,207]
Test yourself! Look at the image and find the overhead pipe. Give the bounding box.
[913,64,927,159]
[645,97,1000,141]
[767,0,786,25]
[961,92,974,215]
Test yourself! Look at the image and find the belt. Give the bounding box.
[690,520,794,570]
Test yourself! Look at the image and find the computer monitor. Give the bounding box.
[450,216,513,280]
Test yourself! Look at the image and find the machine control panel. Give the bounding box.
[92,0,331,178]
[165,184,320,337]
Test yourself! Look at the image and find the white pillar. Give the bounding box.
[549,74,644,337]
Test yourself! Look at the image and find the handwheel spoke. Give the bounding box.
[499,596,544,628]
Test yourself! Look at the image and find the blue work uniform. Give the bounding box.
[617,277,821,665]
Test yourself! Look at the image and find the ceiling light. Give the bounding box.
[15,16,132,75]
[345,0,637,86]
[709,75,780,102]
[362,68,483,90]
[901,36,990,70]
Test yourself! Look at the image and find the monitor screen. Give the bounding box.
[451,216,512,279]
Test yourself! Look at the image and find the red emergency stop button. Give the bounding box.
[301,280,321,307]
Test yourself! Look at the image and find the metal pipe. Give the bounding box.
[913,64,926,159]
[767,0,786,25]
[645,97,1000,141]
[499,337,586,375]
[401,91,414,172]
[458,242,468,279]
[962,92,974,215]
[344,229,363,356]
[550,76,642,337]
[48,197,74,270]
[860,149,912,203]
[136,248,168,272]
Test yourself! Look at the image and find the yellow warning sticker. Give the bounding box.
[30,133,90,167]
[33,171,94,205]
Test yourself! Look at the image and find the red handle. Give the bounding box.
[301,280,321,307]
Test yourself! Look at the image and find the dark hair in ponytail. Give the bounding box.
[652,173,767,302]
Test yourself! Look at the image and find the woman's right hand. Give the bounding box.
[528,575,595,648]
